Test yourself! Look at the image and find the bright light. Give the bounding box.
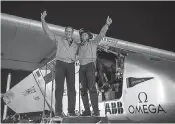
[157,80,165,104]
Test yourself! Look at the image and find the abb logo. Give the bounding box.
[105,102,124,115]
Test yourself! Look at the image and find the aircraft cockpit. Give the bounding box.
[96,45,127,101]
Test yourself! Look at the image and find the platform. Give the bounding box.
[61,116,109,123]
[41,116,109,123]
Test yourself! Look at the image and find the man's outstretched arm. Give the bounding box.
[94,16,112,44]
[41,11,56,41]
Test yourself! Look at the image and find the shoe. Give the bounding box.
[54,112,65,119]
[67,112,77,117]
[92,110,100,116]
[81,110,91,116]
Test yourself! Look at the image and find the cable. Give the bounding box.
[41,63,47,122]
[44,62,54,119]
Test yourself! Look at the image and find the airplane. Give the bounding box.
[1,13,175,123]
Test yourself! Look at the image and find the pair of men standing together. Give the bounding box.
[41,11,112,118]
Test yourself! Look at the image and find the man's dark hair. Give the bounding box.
[79,28,93,39]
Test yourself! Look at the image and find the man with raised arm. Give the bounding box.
[40,11,78,118]
[77,16,112,116]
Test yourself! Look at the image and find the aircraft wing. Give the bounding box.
[1,13,66,71]
[1,13,175,72]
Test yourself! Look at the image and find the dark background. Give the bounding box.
[1,1,175,119]
[2,1,175,52]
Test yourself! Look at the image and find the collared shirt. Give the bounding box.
[79,41,97,65]
[54,36,78,63]
[42,20,78,63]
[78,24,109,65]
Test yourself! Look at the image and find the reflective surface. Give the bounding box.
[122,53,175,122]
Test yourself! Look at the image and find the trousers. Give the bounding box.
[55,60,76,115]
[79,62,99,113]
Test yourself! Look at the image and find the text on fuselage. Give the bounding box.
[128,92,166,114]
[105,102,124,114]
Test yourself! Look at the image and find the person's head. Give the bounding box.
[81,32,90,42]
[111,64,116,73]
[79,28,93,43]
[65,26,74,39]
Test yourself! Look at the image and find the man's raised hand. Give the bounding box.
[41,11,47,20]
[106,16,112,26]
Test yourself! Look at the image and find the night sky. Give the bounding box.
[1,1,175,52]
[1,1,175,119]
